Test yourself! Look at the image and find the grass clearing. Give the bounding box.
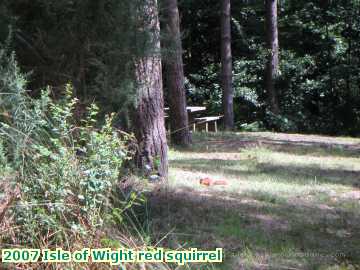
[148,132,360,269]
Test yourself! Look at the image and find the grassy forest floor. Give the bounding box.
[148,132,360,270]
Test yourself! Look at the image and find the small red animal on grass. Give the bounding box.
[199,177,228,186]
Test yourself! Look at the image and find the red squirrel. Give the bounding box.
[199,177,228,186]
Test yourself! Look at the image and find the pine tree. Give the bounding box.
[163,0,191,146]
[265,0,280,114]
[133,0,168,178]
[221,0,234,130]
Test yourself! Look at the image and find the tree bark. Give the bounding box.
[163,0,191,146]
[265,0,280,114]
[221,0,234,130]
[133,0,168,179]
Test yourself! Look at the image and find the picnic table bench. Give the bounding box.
[164,106,222,133]
[194,116,223,133]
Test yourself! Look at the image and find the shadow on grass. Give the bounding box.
[188,132,360,158]
[171,158,256,176]
[171,158,360,188]
[147,188,360,269]
[155,132,360,268]
[259,140,360,159]
[257,163,360,188]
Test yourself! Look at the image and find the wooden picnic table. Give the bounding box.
[164,106,206,130]
[164,106,206,113]
[164,106,222,133]
[194,116,222,132]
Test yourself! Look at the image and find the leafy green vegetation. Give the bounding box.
[0,46,168,270]
[181,0,360,135]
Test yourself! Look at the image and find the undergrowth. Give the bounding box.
[0,44,172,269]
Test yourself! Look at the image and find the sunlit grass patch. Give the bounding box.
[153,132,360,269]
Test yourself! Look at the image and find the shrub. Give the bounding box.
[0,46,144,264]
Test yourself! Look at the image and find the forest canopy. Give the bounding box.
[0,0,359,135]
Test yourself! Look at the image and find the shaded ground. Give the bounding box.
[148,132,360,270]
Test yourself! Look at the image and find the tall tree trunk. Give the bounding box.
[133,0,168,179]
[221,0,234,130]
[265,0,280,114]
[163,0,191,146]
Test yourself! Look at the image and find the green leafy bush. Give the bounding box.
[0,44,174,270]
[0,46,135,250]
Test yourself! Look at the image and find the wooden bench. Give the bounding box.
[194,116,223,133]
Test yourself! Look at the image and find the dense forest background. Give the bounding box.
[181,0,360,135]
[1,0,359,136]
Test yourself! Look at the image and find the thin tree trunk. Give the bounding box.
[133,0,168,179]
[221,0,234,130]
[163,0,191,146]
[265,0,280,114]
